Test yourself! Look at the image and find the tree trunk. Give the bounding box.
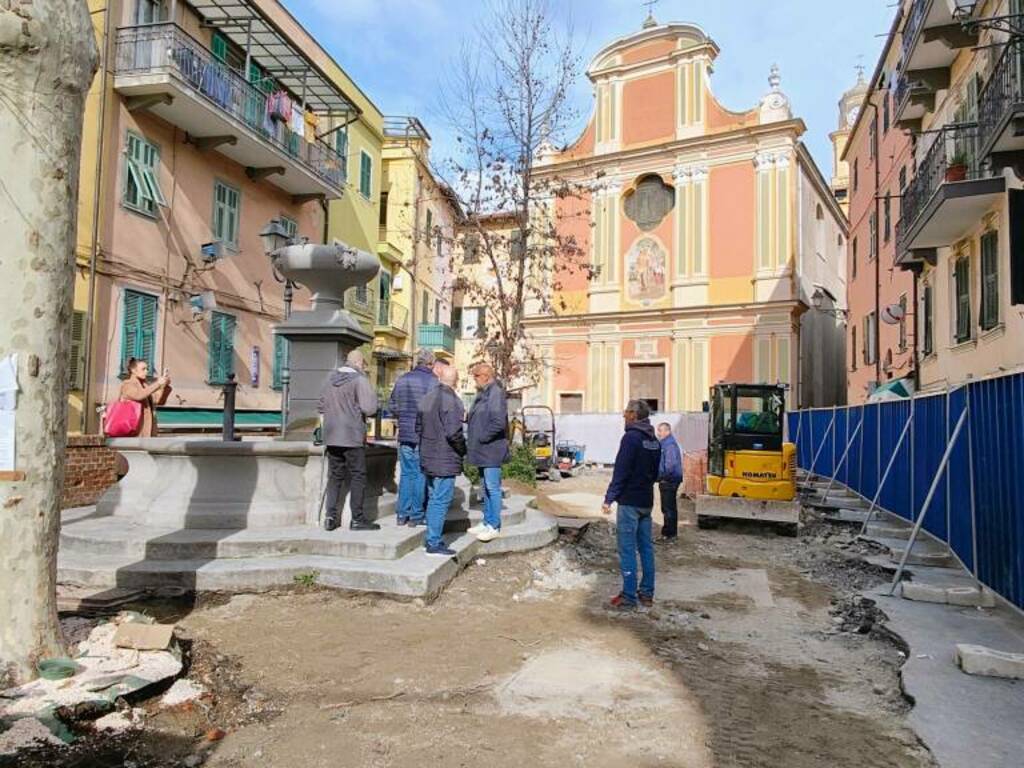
[0,0,99,686]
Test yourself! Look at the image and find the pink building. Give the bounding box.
[523,18,848,413]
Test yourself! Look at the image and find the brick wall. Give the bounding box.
[62,435,120,509]
[682,450,708,498]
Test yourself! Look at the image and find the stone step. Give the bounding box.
[901,582,996,607]
[57,510,559,598]
[863,522,913,540]
[887,545,957,569]
[61,499,530,562]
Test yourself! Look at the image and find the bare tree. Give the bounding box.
[437,0,590,386]
[0,0,99,685]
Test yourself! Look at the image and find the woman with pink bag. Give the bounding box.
[106,358,172,437]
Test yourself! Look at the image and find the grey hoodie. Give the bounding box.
[317,366,378,447]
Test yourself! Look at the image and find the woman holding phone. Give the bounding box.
[118,358,172,437]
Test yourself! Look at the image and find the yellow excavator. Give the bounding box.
[696,383,800,536]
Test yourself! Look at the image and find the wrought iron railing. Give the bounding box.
[114,24,344,190]
[417,324,456,353]
[376,301,410,334]
[896,122,984,251]
[902,0,931,62]
[979,36,1024,155]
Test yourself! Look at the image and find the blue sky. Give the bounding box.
[288,0,895,175]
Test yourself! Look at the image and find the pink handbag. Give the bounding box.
[104,400,142,437]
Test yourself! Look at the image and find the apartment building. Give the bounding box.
[843,10,918,402]
[893,0,1024,391]
[72,0,382,432]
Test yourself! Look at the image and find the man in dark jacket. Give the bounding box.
[602,400,661,608]
[416,366,466,557]
[466,363,508,543]
[388,349,439,525]
[656,422,684,541]
[318,350,379,532]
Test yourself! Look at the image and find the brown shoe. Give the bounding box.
[638,594,654,608]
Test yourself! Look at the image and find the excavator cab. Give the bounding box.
[699,383,799,535]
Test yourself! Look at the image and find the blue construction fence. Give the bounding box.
[787,371,1024,612]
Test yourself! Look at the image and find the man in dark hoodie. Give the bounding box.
[416,365,466,557]
[388,348,439,526]
[318,350,380,531]
[466,363,509,542]
[602,400,661,609]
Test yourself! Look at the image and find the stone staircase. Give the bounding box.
[58,490,558,599]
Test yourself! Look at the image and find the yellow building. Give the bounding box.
[72,0,385,434]
[374,117,461,403]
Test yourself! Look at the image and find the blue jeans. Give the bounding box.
[397,443,426,522]
[481,466,503,530]
[425,475,455,549]
[616,505,655,603]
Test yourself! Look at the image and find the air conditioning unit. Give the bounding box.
[189,291,217,318]
[200,241,224,263]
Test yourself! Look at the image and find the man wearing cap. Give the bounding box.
[388,349,440,526]
[602,400,662,609]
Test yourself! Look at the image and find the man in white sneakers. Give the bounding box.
[466,363,508,542]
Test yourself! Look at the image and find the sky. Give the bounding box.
[286,0,897,176]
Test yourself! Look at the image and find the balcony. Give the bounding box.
[375,301,410,338]
[113,23,346,199]
[979,37,1024,161]
[894,0,977,126]
[417,324,456,356]
[896,122,1005,264]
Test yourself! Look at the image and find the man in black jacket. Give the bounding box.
[466,363,508,543]
[416,366,466,557]
[602,400,661,609]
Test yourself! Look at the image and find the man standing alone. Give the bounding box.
[318,350,379,532]
[466,363,508,543]
[656,422,683,541]
[602,400,661,608]
[417,366,466,557]
[388,349,439,526]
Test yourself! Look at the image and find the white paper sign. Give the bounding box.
[0,353,17,411]
[0,411,14,471]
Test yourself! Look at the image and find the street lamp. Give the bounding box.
[811,287,848,319]
[953,1,1024,37]
[260,218,290,257]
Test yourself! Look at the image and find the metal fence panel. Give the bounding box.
[792,371,1023,612]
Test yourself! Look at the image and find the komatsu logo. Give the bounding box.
[742,471,778,479]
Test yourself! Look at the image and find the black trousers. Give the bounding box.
[659,480,681,538]
[325,446,368,525]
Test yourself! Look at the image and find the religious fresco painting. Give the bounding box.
[626,236,667,302]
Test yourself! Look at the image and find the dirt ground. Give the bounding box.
[10,472,937,768]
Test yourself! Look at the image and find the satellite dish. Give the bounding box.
[881,303,905,325]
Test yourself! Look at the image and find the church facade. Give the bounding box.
[523,20,848,413]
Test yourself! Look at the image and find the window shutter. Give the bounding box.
[981,231,999,330]
[208,311,236,384]
[360,153,371,197]
[955,258,971,341]
[923,284,934,356]
[139,293,157,370]
[212,32,228,63]
[122,290,157,374]
[69,310,87,390]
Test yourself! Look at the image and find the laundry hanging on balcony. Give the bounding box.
[200,62,232,109]
[304,110,319,143]
[267,91,293,123]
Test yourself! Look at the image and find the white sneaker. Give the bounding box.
[476,524,501,542]
[467,522,487,535]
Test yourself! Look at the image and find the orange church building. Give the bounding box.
[523,19,848,413]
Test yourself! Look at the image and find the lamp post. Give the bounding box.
[261,218,295,436]
[811,287,849,320]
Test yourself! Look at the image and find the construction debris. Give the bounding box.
[956,644,1024,680]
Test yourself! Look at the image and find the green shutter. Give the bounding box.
[212,32,228,63]
[213,182,240,248]
[360,152,372,197]
[981,231,999,330]
[955,258,971,342]
[208,311,236,384]
[69,310,87,390]
[121,290,158,374]
[335,130,348,180]
[272,334,288,390]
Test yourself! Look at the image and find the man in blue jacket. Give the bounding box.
[656,422,684,541]
[388,349,439,526]
[416,365,466,557]
[466,363,508,543]
[602,400,662,608]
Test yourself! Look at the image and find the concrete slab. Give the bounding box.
[901,582,996,607]
[545,492,606,518]
[873,587,1024,768]
[955,644,1024,680]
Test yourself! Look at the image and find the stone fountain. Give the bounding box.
[57,239,559,598]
